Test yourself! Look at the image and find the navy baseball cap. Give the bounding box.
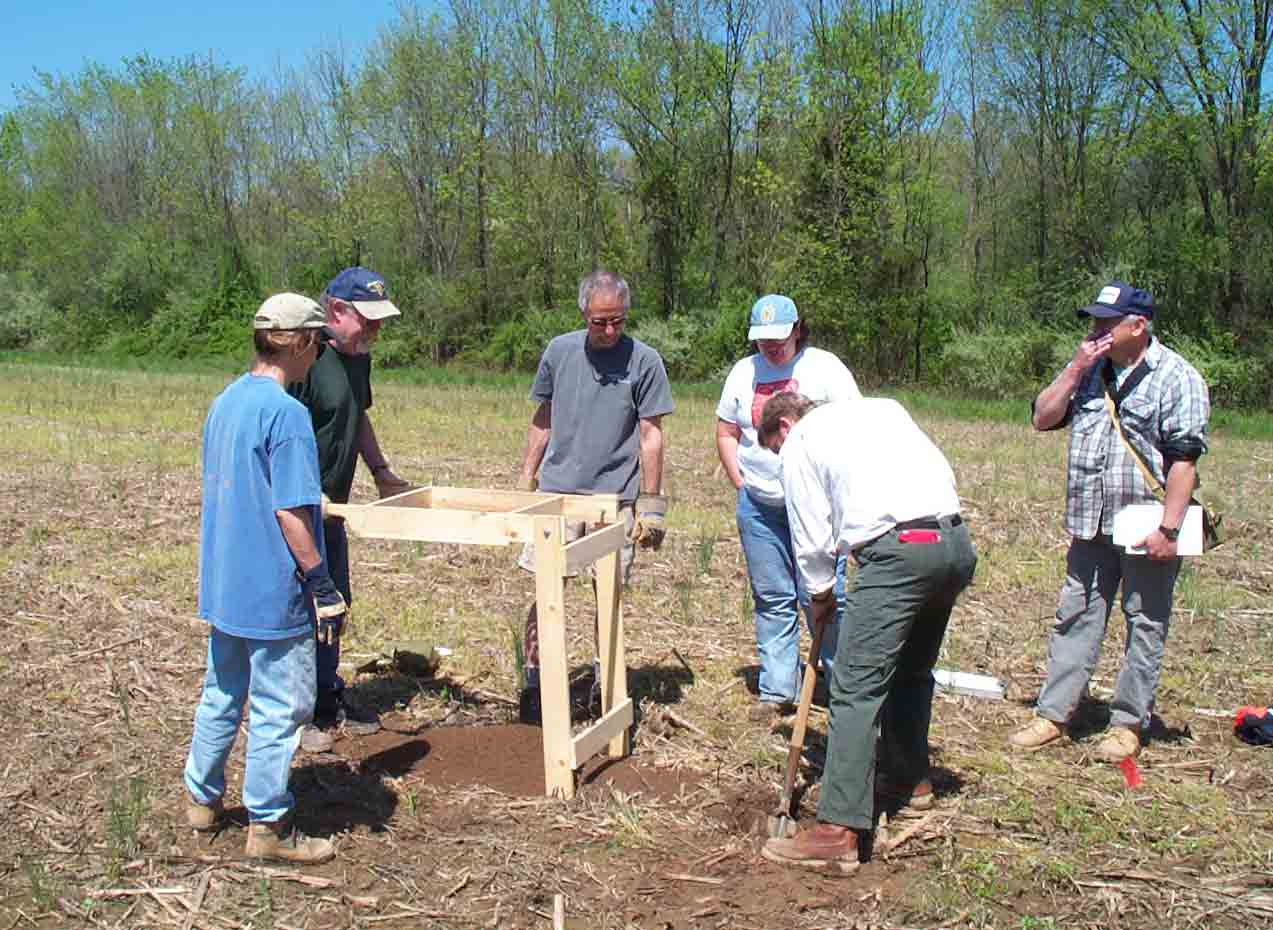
[1078,281,1155,319]
[326,267,401,320]
[748,294,799,340]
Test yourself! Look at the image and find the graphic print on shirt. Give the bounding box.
[751,378,800,428]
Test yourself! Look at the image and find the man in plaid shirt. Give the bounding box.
[1009,281,1210,763]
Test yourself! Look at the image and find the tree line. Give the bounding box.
[0,0,1269,404]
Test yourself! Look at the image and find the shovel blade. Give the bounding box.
[765,812,798,839]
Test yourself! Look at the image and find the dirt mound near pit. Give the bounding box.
[336,721,707,800]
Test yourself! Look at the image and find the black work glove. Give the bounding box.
[301,565,347,645]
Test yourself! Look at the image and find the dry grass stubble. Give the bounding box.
[1,363,1271,928]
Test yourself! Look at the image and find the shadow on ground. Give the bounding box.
[630,659,695,705]
[291,758,401,836]
[736,663,831,708]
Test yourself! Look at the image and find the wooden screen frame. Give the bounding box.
[327,486,631,798]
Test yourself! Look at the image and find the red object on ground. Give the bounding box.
[1118,756,1142,789]
[1234,705,1268,729]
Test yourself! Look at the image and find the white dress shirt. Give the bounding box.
[779,399,962,597]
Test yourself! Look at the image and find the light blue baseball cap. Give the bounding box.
[748,294,799,341]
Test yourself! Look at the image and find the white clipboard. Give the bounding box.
[1112,503,1204,556]
[933,669,1005,700]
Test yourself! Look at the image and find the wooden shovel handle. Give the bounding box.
[781,614,829,801]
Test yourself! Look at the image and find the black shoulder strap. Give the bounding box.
[1102,360,1148,409]
[1101,352,1153,410]
[1102,366,1166,498]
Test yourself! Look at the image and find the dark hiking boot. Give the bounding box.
[300,723,335,753]
[305,692,381,749]
[877,776,934,811]
[333,696,381,737]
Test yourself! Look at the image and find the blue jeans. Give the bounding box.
[184,627,316,823]
[737,487,844,704]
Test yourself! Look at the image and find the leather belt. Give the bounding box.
[894,514,962,531]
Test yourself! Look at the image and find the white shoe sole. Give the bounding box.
[760,846,859,875]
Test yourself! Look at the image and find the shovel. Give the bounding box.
[767,612,830,839]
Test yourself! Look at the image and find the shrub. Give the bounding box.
[1169,331,1271,408]
[383,272,489,365]
[0,273,56,350]
[629,313,697,378]
[476,304,582,371]
[684,295,752,380]
[631,296,751,382]
[935,323,1070,397]
[96,236,175,325]
[112,269,260,360]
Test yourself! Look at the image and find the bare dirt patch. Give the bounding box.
[331,721,706,801]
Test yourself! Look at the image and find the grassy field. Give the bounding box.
[1,360,1271,929]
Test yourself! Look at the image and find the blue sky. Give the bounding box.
[0,0,417,110]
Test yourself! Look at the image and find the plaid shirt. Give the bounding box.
[1060,339,1210,539]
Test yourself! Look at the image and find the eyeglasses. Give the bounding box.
[587,316,627,330]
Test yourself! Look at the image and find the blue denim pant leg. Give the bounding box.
[184,628,249,807]
[316,519,349,704]
[738,489,843,703]
[738,488,800,703]
[184,628,316,822]
[805,555,847,672]
[242,632,316,821]
[1036,536,1179,730]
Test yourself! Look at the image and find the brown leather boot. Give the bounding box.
[245,818,335,865]
[761,822,860,874]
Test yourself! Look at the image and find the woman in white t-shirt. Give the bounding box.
[715,294,861,721]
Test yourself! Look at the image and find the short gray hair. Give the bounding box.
[317,289,339,320]
[578,271,630,314]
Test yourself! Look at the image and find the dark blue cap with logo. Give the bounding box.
[326,267,401,320]
[1078,281,1154,319]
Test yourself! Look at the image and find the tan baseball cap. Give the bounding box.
[253,293,326,330]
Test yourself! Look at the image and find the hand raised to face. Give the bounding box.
[1072,330,1114,372]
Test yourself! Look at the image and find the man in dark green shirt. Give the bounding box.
[290,267,410,752]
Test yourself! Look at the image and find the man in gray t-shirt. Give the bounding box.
[514,270,674,723]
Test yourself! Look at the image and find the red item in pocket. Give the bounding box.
[898,529,941,544]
